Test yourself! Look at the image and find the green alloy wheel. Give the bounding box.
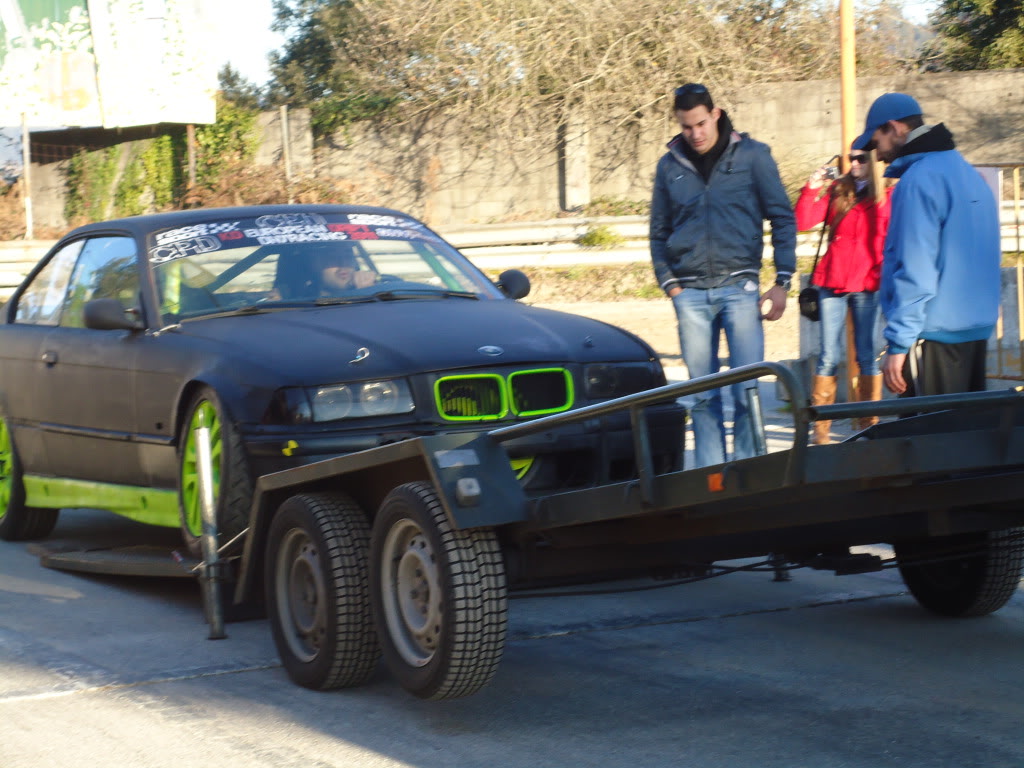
[0,415,59,541]
[178,388,252,557]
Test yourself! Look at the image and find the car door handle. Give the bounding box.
[41,350,57,366]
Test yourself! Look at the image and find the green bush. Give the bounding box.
[575,224,626,249]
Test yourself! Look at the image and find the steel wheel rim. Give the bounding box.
[0,418,12,518]
[380,517,442,667]
[275,527,328,663]
[180,401,222,537]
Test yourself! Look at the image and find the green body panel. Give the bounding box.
[0,418,13,520]
[23,475,179,528]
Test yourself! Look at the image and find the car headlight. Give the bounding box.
[265,379,414,424]
[584,364,660,399]
[310,379,414,422]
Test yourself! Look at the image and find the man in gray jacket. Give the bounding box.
[650,83,796,467]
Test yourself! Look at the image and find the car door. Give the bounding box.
[0,239,85,476]
[37,235,146,485]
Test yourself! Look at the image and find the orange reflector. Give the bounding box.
[707,472,725,492]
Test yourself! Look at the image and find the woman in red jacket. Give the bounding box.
[795,151,892,444]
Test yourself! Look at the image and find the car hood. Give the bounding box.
[179,299,655,383]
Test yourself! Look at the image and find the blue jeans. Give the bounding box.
[673,283,764,467]
[815,289,881,376]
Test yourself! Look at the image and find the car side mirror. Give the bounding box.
[496,269,530,300]
[84,298,144,331]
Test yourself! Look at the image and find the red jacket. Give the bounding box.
[795,182,892,293]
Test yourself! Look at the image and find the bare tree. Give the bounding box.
[272,0,914,145]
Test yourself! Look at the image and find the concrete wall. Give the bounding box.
[18,69,1024,231]
[299,69,1024,226]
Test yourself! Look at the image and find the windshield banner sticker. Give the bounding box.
[150,236,223,264]
[150,213,438,261]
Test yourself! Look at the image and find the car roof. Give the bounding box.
[62,204,425,239]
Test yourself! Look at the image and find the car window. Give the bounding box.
[59,237,140,329]
[358,240,480,292]
[13,240,84,326]
[149,212,502,321]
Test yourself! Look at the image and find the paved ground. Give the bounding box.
[2,510,1023,768]
[1,300,1018,766]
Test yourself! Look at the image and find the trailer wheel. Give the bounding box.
[266,492,380,690]
[370,481,508,700]
[0,415,59,542]
[895,527,1024,617]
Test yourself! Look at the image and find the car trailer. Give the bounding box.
[36,362,1024,701]
[216,362,1024,700]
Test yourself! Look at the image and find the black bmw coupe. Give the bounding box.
[0,204,683,551]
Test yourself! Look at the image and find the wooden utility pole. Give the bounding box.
[839,0,856,176]
[186,124,197,189]
[20,113,33,239]
[839,0,861,401]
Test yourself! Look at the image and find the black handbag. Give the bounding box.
[798,286,820,322]
[798,219,828,322]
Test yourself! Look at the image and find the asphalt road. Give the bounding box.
[2,504,1023,768]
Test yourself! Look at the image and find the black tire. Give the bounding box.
[178,387,253,558]
[370,481,508,700]
[0,415,59,541]
[266,492,380,690]
[895,527,1024,617]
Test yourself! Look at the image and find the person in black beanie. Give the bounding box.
[649,84,796,467]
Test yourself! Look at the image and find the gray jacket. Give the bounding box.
[649,131,796,292]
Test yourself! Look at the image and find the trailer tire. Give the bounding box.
[0,415,59,542]
[266,492,380,690]
[895,527,1024,617]
[370,481,508,700]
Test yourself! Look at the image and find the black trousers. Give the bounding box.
[900,339,988,398]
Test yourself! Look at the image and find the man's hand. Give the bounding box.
[667,286,683,298]
[883,352,908,394]
[759,284,787,321]
[353,270,378,288]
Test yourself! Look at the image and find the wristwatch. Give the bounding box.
[775,277,792,291]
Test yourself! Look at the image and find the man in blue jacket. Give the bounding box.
[650,83,796,467]
[852,93,1000,397]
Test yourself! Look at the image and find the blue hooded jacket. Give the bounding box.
[649,115,796,293]
[881,124,1001,354]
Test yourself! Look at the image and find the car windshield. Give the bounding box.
[148,211,502,321]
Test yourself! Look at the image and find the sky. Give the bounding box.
[902,0,937,25]
[211,0,284,86]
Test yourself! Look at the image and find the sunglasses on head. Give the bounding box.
[674,83,708,97]
[848,153,868,163]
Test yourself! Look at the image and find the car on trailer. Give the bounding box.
[0,203,684,557]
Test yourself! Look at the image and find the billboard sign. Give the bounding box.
[0,0,216,128]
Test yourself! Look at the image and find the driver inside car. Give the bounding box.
[267,243,378,300]
[316,247,377,293]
